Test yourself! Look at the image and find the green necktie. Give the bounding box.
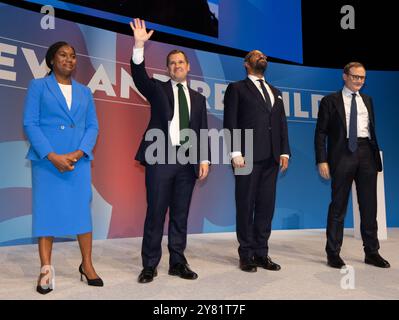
[177,83,190,145]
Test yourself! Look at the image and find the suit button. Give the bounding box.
[60,125,65,130]
[268,127,272,130]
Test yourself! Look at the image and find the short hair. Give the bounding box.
[344,62,365,74]
[45,41,75,74]
[243,51,255,72]
[166,49,189,66]
[244,51,255,63]
[244,50,266,63]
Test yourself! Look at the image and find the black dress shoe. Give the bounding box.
[36,285,53,295]
[239,259,257,272]
[168,263,198,280]
[365,253,390,268]
[254,256,281,271]
[138,267,157,283]
[327,254,346,268]
[36,265,55,295]
[79,264,104,287]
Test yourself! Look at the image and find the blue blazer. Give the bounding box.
[23,73,99,160]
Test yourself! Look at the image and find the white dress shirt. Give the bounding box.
[230,75,289,160]
[169,79,191,146]
[58,83,72,110]
[342,86,370,139]
[248,74,275,106]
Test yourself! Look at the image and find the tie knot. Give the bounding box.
[352,93,357,98]
[177,83,183,89]
[257,79,264,83]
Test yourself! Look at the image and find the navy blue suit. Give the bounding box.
[131,59,209,268]
[224,78,290,261]
[315,91,382,255]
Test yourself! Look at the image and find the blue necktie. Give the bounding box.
[348,93,358,152]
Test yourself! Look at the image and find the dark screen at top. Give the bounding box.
[62,0,218,37]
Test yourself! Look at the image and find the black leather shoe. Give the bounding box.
[138,267,157,283]
[168,263,198,280]
[327,254,346,268]
[254,256,281,271]
[239,259,257,272]
[365,253,390,268]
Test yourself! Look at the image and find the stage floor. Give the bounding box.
[0,229,398,300]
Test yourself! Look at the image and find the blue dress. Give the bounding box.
[23,74,99,237]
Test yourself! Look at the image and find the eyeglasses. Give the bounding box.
[348,73,366,81]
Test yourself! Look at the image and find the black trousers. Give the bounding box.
[235,157,279,261]
[142,163,196,268]
[326,140,379,256]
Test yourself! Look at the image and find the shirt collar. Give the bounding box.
[172,79,188,90]
[343,86,359,97]
[248,74,266,83]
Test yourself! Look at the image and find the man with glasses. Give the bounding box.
[315,62,390,269]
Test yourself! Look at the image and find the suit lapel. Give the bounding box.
[266,82,280,112]
[70,79,81,119]
[335,91,347,135]
[360,93,375,127]
[245,78,270,113]
[164,80,174,119]
[46,74,73,121]
[188,88,198,126]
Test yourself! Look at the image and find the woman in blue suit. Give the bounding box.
[23,42,103,294]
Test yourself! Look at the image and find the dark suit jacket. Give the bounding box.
[223,78,290,163]
[131,59,209,177]
[314,91,382,173]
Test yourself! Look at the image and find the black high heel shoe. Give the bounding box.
[36,265,55,295]
[79,263,104,287]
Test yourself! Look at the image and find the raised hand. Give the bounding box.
[129,18,154,48]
